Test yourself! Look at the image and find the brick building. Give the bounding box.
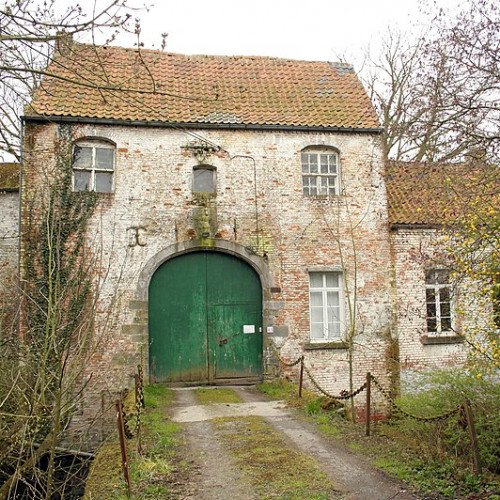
[0,163,19,326]
[0,41,476,427]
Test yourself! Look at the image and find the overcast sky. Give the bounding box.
[116,0,461,67]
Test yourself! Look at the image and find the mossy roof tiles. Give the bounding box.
[27,44,380,130]
[0,163,19,190]
[385,161,498,226]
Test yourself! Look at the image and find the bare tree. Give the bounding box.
[0,0,138,161]
[365,0,499,163]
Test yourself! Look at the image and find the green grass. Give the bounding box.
[193,387,243,404]
[84,384,188,499]
[257,379,298,400]
[213,415,344,499]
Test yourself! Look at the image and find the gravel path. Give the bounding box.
[170,386,420,500]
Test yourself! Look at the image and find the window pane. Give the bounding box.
[436,270,450,284]
[73,170,90,191]
[95,172,113,192]
[310,291,323,306]
[73,146,92,169]
[320,154,329,173]
[311,307,324,323]
[309,155,318,173]
[328,321,340,337]
[328,155,338,173]
[327,305,340,323]
[325,273,339,288]
[95,148,114,170]
[427,317,437,332]
[327,290,339,307]
[440,287,450,302]
[440,300,451,318]
[193,168,215,193]
[426,302,436,319]
[311,323,324,339]
[310,274,323,288]
[441,316,451,331]
[425,270,436,284]
[301,153,309,173]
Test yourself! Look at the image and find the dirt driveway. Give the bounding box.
[170,386,419,500]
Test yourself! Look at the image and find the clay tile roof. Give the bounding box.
[0,163,20,191]
[385,160,499,226]
[26,44,380,130]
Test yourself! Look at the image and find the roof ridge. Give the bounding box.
[72,41,351,66]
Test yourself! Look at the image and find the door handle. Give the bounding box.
[218,338,228,346]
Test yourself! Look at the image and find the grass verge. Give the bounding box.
[84,385,188,499]
[213,415,344,499]
[257,380,500,499]
[193,387,243,404]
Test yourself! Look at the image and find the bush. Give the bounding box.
[394,369,500,473]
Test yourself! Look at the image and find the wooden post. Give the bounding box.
[115,400,131,496]
[366,372,371,436]
[463,400,482,474]
[298,356,304,398]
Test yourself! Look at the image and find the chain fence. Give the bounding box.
[271,344,482,474]
[370,374,462,422]
[271,344,367,402]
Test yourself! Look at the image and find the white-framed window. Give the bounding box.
[72,140,115,193]
[193,165,216,194]
[309,272,344,341]
[425,269,453,335]
[302,149,340,196]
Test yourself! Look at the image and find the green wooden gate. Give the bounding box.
[148,251,263,383]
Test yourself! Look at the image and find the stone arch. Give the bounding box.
[130,239,280,382]
[136,239,273,302]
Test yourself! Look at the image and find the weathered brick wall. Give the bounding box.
[0,190,19,324]
[390,227,467,387]
[23,122,396,438]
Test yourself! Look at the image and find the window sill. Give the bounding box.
[420,335,464,345]
[304,341,347,350]
[303,194,343,200]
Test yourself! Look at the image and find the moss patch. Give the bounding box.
[83,440,124,499]
[193,387,243,404]
[213,416,344,499]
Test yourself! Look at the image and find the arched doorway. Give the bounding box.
[148,251,263,383]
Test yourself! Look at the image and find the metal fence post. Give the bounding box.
[463,399,482,474]
[115,400,131,497]
[366,372,371,436]
[298,356,304,398]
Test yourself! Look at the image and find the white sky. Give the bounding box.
[119,0,461,68]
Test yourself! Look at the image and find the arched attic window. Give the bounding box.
[301,147,340,196]
[192,164,216,194]
[72,139,115,193]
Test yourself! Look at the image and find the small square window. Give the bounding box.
[72,141,115,193]
[193,166,216,194]
[302,150,340,196]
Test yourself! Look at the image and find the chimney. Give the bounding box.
[54,31,74,56]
